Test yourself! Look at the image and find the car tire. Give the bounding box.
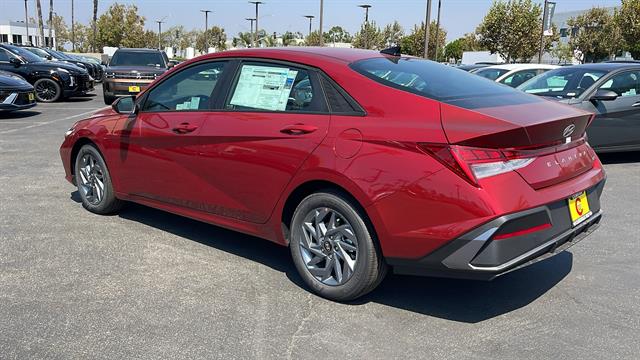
[74,144,124,214]
[290,191,387,301]
[34,78,62,102]
[103,94,116,105]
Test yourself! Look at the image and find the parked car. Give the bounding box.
[102,48,171,104]
[0,44,94,102]
[0,70,36,112]
[455,64,490,72]
[474,64,559,87]
[19,46,101,82]
[60,48,605,301]
[518,63,640,153]
[73,54,105,82]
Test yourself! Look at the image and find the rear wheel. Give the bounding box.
[34,78,62,102]
[74,144,123,214]
[290,191,386,301]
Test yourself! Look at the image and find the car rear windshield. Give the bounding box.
[473,67,509,80]
[518,67,608,98]
[350,57,518,104]
[109,51,166,68]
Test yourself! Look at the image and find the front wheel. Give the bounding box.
[74,144,124,214]
[34,78,62,102]
[290,192,387,301]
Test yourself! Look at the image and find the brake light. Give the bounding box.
[493,223,552,240]
[418,144,537,186]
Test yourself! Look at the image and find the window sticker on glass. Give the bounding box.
[230,65,299,111]
[175,97,201,110]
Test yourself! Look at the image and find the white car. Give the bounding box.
[473,64,560,88]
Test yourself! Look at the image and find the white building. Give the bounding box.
[0,20,56,48]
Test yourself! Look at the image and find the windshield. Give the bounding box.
[474,67,509,80]
[24,47,50,59]
[518,67,608,98]
[350,57,521,105]
[109,51,166,67]
[4,45,44,63]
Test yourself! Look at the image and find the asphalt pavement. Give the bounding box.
[1,88,639,359]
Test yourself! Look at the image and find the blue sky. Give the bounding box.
[4,0,623,41]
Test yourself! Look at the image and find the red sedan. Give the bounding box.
[60,47,605,301]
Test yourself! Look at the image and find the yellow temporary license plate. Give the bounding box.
[28,92,35,101]
[128,86,141,93]
[568,191,592,226]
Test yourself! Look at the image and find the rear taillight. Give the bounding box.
[418,144,537,186]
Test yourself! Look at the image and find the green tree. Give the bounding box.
[92,0,98,51]
[324,26,352,43]
[305,30,323,46]
[95,3,146,49]
[71,22,91,52]
[195,27,227,52]
[477,0,555,62]
[399,21,446,59]
[462,32,485,51]
[616,0,640,59]
[551,42,575,64]
[568,7,624,63]
[232,32,252,48]
[35,0,45,46]
[47,13,69,50]
[443,38,465,63]
[352,21,383,50]
[381,21,404,47]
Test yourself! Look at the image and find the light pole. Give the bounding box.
[71,0,74,51]
[249,1,264,48]
[48,0,53,48]
[156,20,164,50]
[424,0,432,59]
[246,18,256,47]
[538,0,549,63]
[24,0,29,45]
[358,4,371,49]
[433,0,441,61]
[304,15,315,37]
[201,9,211,51]
[319,0,324,46]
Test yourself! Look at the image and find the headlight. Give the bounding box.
[0,90,11,103]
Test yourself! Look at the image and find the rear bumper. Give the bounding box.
[386,179,605,280]
[103,79,153,97]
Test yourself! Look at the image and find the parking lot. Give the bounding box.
[0,88,639,359]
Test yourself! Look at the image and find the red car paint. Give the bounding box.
[60,48,605,268]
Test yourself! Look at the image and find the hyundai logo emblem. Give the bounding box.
[563,124,576,138]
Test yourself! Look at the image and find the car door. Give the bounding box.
[111,60,232,205]
[193,60,331,223]
[584,70,640,150]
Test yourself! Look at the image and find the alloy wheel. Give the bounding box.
[78,153,105,205]
[299,207,359,286]
[35,80,58,101]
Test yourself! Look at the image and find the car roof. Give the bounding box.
[198,47,386,65]
[116,48,164,53]
[482,63,559,71]
[561,62,640,72]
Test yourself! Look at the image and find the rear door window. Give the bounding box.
[225,62,325,113]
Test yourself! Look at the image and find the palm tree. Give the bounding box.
[92,0,98,52]
[261,35,277,47]
[281,31,296,46]
[48,0,53,47]
[232,32,252,48]
[36,0,45,46]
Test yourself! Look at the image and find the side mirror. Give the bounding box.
[9,57,22,66]
[590,89,618,101]
[46,55,53,60]
[112,96,138,115]
[167,62,175,69]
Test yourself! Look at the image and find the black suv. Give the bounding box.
[21,46,103,82]
[0,44,94,102]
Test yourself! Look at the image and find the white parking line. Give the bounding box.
[0,107,107,135]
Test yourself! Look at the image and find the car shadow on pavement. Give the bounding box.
[71,192,572,322]
[355,252,572,323]
[598,151,640,164]
[0,110,41,119]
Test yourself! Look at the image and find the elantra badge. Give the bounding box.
[563,124,576,138]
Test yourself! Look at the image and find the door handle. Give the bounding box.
[172,122,198,134]
[280,124,318,135]
[632,102,640,107]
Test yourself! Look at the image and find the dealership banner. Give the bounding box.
[543,1,556,36]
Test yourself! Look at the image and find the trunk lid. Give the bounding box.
[440,94,596,189]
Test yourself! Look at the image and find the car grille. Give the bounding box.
[112,73,158,80]
[77,74,93,90]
